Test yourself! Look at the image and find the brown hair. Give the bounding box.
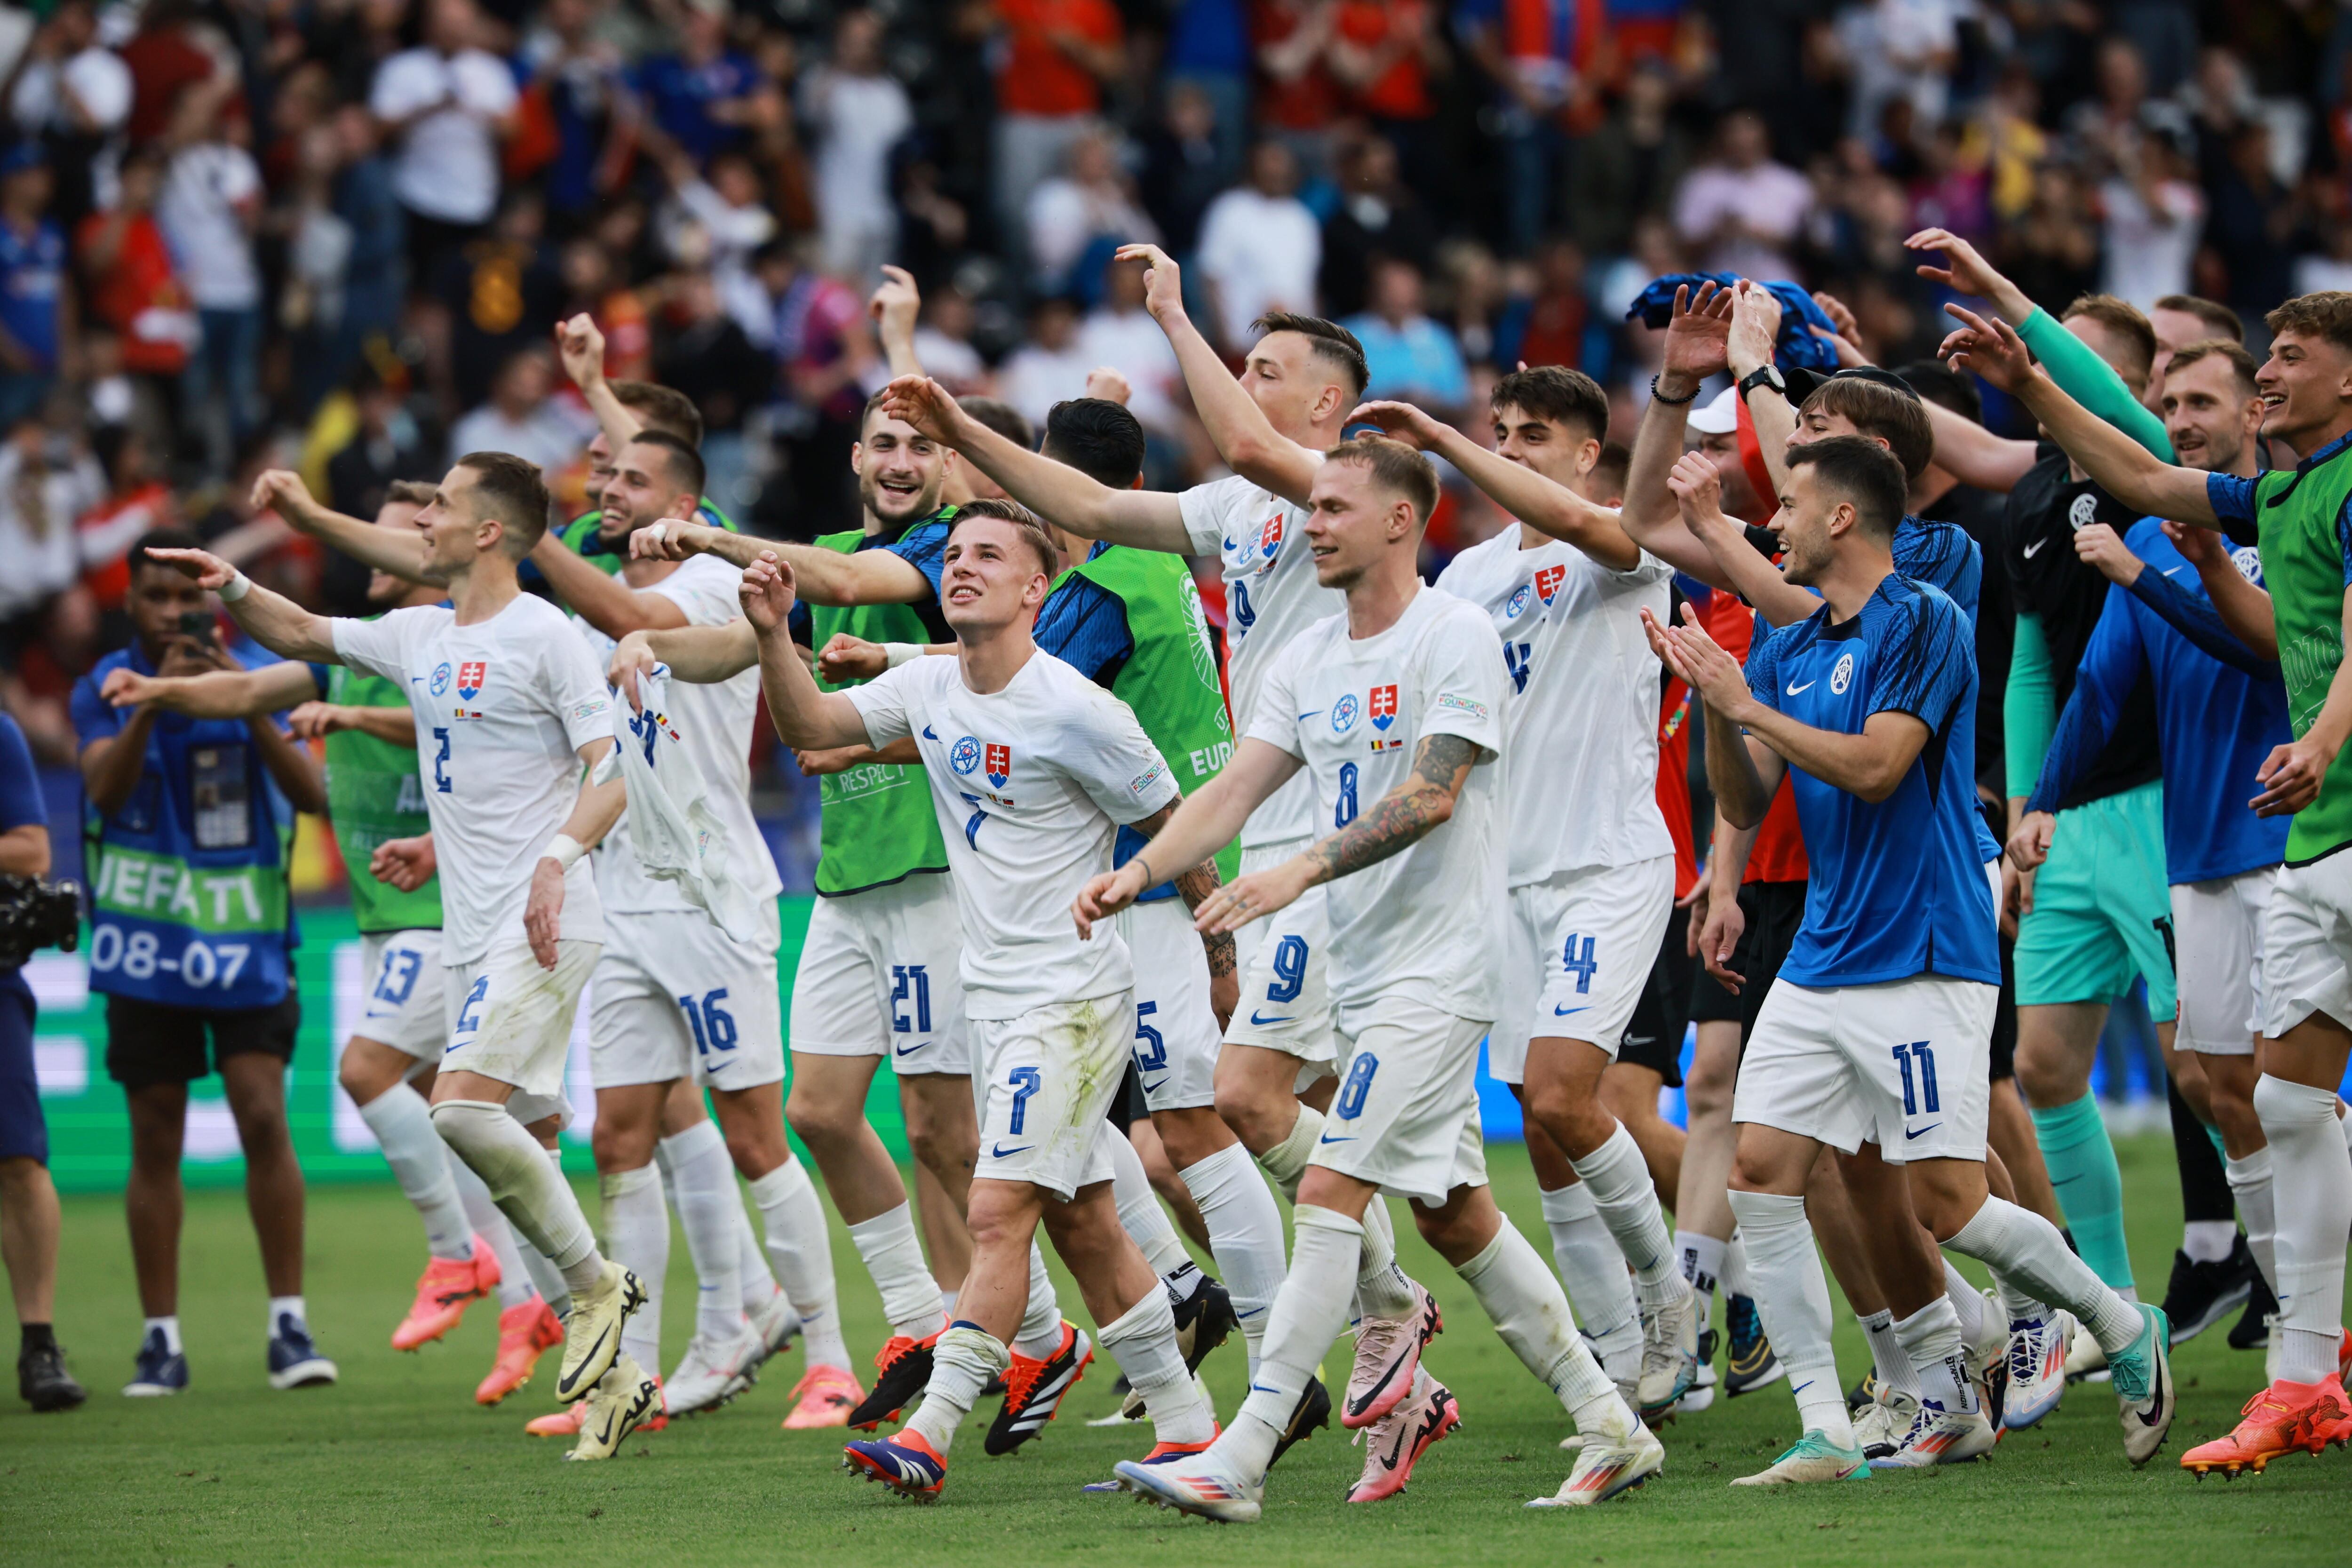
[382,479,437,508]
[2059,293,2158,390]
[960,396,1034,450]
[2265,292,2352,355]
[1589,441,1631,505]
[2163,338,2261,401]
[1799,377,1933,483]
[1787,436,1906,540]
[625,428,707,504]
[1491,365,1610,444]
[1324,434,1440,524]
[609,380,704,448]
[948,497,1059,580]
[453,452,553,557]
[2152,294,2243,344]
[1253,311,1370,399]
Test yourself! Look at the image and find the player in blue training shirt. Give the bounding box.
[2010,337,2295,1358]
[1646,437,2173,1485]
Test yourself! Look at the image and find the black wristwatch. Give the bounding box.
[1738,364,1787,402]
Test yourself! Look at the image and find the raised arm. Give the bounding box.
[1073,737,1300,936]
[739,559,885,749]
[531,529,690,638]
[2164,518,2278,660]
[630,519,932,607]
[1117,244,1324,507]
[251,470,436,582]
[606,621,761,713]
[1665,452,1817,625]
[1624,283,1735,541]
[1723,282,1800,502]
[1348,400,1641,568]
[876,374,1192,552]
[99,661,320,721]
[870,265,925,380]
[143,548,343,664]
[1941,308,2217,524]
[554,313,644,454]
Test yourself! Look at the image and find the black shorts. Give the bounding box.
[103,992,301,1092]
[0,971,42,1163]
[1106,1059,1147,1136]
[1618,903,1689,1088]
[1980,795,2017,1082]
[1686,880,1808,1047]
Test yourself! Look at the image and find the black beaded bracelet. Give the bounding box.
[1649,375,1700,406]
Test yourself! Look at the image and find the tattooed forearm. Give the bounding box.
[1171,843,1236,976]
[1306,733,1476,885]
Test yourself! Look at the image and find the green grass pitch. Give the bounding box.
[4,1134,2348,1567]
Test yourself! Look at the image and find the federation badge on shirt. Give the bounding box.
[457,661,487,701]
[1369,684,1398,732]
[429,661,452,696]
[950,736,982,774]
[1256,513,1285,562]
[1534,565,1566,605]
[985,743,1011,788]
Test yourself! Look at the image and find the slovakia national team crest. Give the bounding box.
[456,661,487,701]
[985,743,1011,788]
[1332,692,1361,733]
[1534,565,1566,605]
[1506,584,1532,619]
[429,661,452,696]
[1369,685,1398,732]
[1257,512,1285,560]
[1830,653,1856,695]
[950,736,982,775]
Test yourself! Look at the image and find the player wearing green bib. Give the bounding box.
[1946,294,2352,1474]
[101,485,567,1406]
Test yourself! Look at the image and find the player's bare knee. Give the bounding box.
[591,1117,657,1174]
[784,1085,857,1150]
[1211,1079,1285,1153]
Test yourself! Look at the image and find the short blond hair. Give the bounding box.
[1325,435,1439,524]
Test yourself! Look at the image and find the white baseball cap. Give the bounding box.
[1685,384,1740,436]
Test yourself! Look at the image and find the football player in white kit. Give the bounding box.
[736,501,1218,1500]
[523,430,847,1439]
[1082,438,1661,1520]
[151,454,659,1459]
[1359,370,1703,1419]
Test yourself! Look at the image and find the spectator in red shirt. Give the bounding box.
[1252,0,1345,178]
[1329,0,1447,212]
[989,0,1126,268]
[73,148,195,415]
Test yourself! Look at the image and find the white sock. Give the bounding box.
[1942,1258,1987,1344]
[1097,1284,1215,1443]
[1569,1124,1682,1303]
[1110,1128,1193,1277]
[1894,1297,1975,1414]
[602,1163,667,1372]
[268,1295,307,1333]
[450,1158,536,1309]
[1013,1243,1064,1359]
[903,1322,1008,1454]
[1944,1195,2140,1353]
[1858,1309,1922,1401]
[2254,1074,2352,1384]
[736,1204,779,1311]
[2182,1219,2238,1265]
[1179,1143,1288,1376]
[1458,1218,1633,1438]
[2224,1147,2278,1292]
[1722,1231,1754,1299]
[144,1315,182,1355]
[750,1159,847,1369]
[1541,1182,1640,1389]
[1255,1103,1320,1202]
[1215,1205,1362,1480]
[657,1122,744,1344]
[430,1100,601,1286]
[1677,1229,1728,1300]
[1355,1196,1417,1319]
[1728,1189,1852,1447]
[356,1082,473,1261]
[846,1202,948,1340]
[531,1146,578,1313]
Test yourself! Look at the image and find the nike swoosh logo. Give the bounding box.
[1318,1133,1355,1144]
[895,1043,924,1057]
[1905,1124,1940,1140]
[1792,1380,1813,1396]
[1785,680,1815,695]
[990,1142,1033,1158]
[1250,1382,1282,1394]
[1235,1306,1265,1320]
[2023,538,2049,558]
[2161,567,2181,577]
[1249,1010,1294,1026]
[1554,1004,1589,1016]
[922,725,938,740]
[566,1323,612,1388]
[1141,1077,1168,1096]
[2136,1346,2169,1427]
[1297,710,1322,719]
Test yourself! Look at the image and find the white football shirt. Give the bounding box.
[1435,526,1675,883]
[848,648,1178,1020]
[571,555,781,915]
[1248,587,1509,1020]
[1179,470,1342,848]
[334,593,614,964]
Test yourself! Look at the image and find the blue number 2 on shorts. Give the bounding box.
[449,975,489,1045]
[1336,1051,1378,1119]
[1267,934,1308,1004]
[1892,1041,1940,1116]
[1007,1066,1042,1135]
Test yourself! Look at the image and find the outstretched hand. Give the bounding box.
[1937,304,2036,393]
[1345,399,1447,450]
[143,546,238,590]
[1641,601,1749,713]
[1114,243,1185,322]
[555,312,607,389]
[878,374,961,445]
[739,555,798,632]
[1661,281,1734,389]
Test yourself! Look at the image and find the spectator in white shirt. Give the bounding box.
[2098,137,2204,312]
[1024,127,1158,292]
[1196,138,1319,350]
[155,74,262,478]
[913,285,989,394]
[1671,110,1814,280]
[5,0,131,224]
[369,0,518,286]
[0,416,104,629]
[803,8,912,285]
[449,345,600,480]
[998,295,1095,432]
[1077,258,1182,432]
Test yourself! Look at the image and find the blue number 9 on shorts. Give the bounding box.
[1267,935,1308,1004]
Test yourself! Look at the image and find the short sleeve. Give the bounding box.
[1031,578,1133,685]
[541,626,617,754]
[879,523,948,598]
[2207,470,2258,527]
[1177,477,1241,558]
[0,715,44,833]
[69,668,122,746]
[1870,594,1975,733]
[333,610,411,684]
[1061,687,1179,826]
[1413,607,1507,763]
[368,55,430,120]
[650,554,744,629]
[1743,622,1788,715]
[845,661,917,749]
[1243,645,1305,758]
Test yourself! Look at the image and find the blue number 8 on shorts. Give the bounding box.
[1336,1051,1378,1120]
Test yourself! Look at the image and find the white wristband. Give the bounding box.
[883,642,924,669]
[542,833,587,870]
[218,573,251,602]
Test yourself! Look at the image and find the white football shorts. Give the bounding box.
[789,874,969,1075]
[2172,867,2276,1056]
[1117,897,1221,1113]
[354,928,447,1063]
[970,991,1133,1199]
[442,937,598,1122]
[590,904,785,1090]
[1310,994,1491,1207]
[1224,837,1336,1069]
[2261,852,2352,1040]
[1734,972,1995,1164]
[1488,855,1675,1084]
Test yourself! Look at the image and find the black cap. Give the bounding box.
[1781,365,1923,407]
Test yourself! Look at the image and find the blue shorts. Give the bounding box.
[0,969,44,1164]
